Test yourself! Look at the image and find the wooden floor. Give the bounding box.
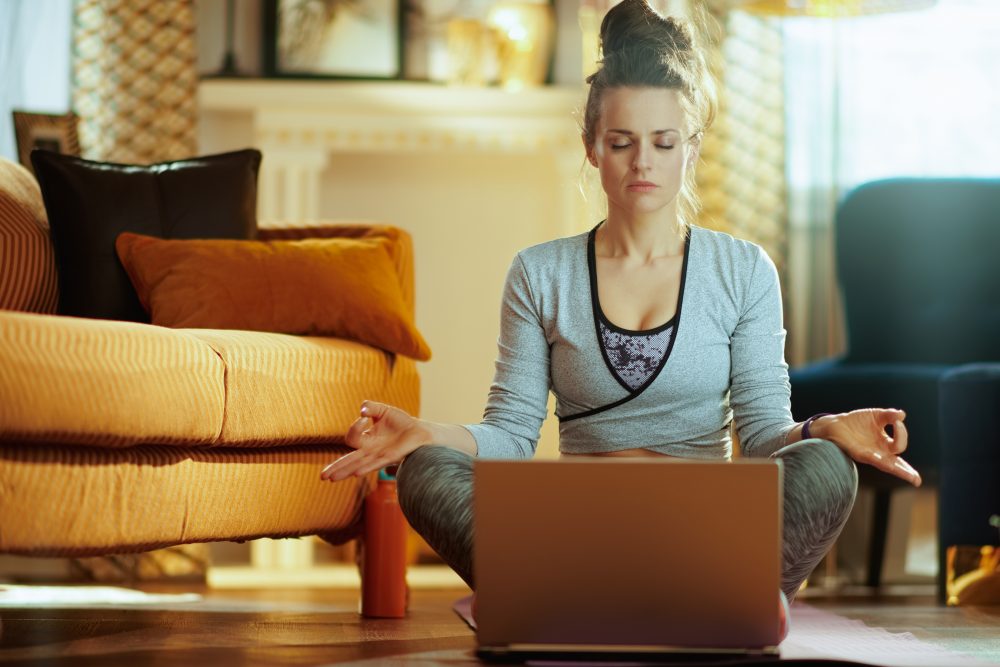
[0,584,998,666]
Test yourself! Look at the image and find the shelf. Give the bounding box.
[199,78,585,119]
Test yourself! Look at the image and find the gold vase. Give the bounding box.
[487,1,555,90]
[446,18,491,87]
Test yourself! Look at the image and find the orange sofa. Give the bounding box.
[0,158,418,599]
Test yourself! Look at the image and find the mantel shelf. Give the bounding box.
[198,78,589,221]
[199,78,585,120]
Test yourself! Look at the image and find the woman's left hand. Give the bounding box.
[812,409,921,487]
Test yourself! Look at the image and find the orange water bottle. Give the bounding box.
[361,467,408,617]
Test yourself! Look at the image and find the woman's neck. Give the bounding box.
[599,206,686,262]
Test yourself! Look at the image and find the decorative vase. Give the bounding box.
[486,0,555,90]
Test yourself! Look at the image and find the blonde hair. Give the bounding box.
[582,0,718,231]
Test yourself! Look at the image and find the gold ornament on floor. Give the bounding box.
[946,515,1000,607]
[70,544,210,584]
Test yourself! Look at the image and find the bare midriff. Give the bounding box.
[560,447,678,459]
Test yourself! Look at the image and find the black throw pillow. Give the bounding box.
[31,148,262,322]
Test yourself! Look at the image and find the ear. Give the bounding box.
[582,134,598,167]
[686,133,702,168]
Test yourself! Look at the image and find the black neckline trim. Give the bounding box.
[598,311,678,337]
[561,222,691,422]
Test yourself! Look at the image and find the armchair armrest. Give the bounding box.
[258,222,415,316]
[939,363,1000,548]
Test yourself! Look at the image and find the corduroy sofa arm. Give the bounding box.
[258,222,416,316]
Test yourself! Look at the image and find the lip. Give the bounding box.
[627,181,657,192]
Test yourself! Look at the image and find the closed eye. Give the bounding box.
[610,143,676,151]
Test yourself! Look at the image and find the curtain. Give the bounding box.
[72,0,198,163]
[782,0,1000,366]
[783,17,844,367]
[698,6,788,282]
[0,1,73,162]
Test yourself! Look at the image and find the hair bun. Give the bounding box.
[599,0,693,59]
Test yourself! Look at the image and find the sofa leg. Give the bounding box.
[867,489,892,588]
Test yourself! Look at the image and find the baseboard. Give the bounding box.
[206,564,467,590]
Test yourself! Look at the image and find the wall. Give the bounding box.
[316,150,569,457]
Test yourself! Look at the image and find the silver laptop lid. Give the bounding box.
[474,458,783,652]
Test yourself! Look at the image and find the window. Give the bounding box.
[783,0,1000,193]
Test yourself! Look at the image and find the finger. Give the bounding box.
[355,455,397,479]
[322,450,371,482]
[889,419,908,455]
[864,450,921,487]
[320,450,360,481]
[360,400,390,422]
[877,408,906,427]
[344,416,373,449]
[892,454,922,487]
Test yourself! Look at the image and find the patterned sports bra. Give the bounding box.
[598,318,675,391]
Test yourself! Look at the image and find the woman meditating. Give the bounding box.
[321,0,921,625]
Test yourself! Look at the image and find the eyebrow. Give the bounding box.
[607,129,680,136]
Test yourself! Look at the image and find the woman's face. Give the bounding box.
[587,87,698,219]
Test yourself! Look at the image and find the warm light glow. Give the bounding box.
[485,2,555,90]
[738,0,936,16]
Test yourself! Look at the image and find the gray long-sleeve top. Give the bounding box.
[464,223,797,460]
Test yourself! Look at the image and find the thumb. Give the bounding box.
[360,400,390,421]
[876,408,905,435]
[882,408,906,422]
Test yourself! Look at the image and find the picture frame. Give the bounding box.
[262,0,404,80]
[12,111,81,175]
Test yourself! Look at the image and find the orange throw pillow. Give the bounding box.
[115,232,431,361]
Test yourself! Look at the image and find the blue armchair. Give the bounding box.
[789,178,1000,596]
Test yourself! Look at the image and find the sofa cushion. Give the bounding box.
[115,231,431,360]
[0,310,225,446]
[30,149,261,323]
[186,329,421,446]
[0,443,369,556]
[0,157,57,313]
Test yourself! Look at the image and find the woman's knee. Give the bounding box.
[811,439,859,505]
[775,438,858,511]
[396,445,473,515]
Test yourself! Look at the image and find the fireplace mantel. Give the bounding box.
[199,79,588,228]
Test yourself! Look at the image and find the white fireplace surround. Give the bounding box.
[199,79,590,232]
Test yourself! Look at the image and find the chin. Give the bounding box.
[624,200,671,216]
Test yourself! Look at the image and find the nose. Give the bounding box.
[632,141,652,172]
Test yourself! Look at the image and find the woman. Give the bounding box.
[321,0,920,613]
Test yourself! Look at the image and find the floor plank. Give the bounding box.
[1,585,998,665]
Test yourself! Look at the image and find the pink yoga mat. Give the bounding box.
[453,595,997,667]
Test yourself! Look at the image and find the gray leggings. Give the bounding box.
[396,439,858,602]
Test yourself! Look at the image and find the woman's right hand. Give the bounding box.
[320,400,430,482]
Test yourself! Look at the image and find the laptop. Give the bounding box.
[473,457,784,662]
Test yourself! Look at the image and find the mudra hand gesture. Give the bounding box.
[319,403,922,488]
[811,408,921,487]
[320,401,426,483]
